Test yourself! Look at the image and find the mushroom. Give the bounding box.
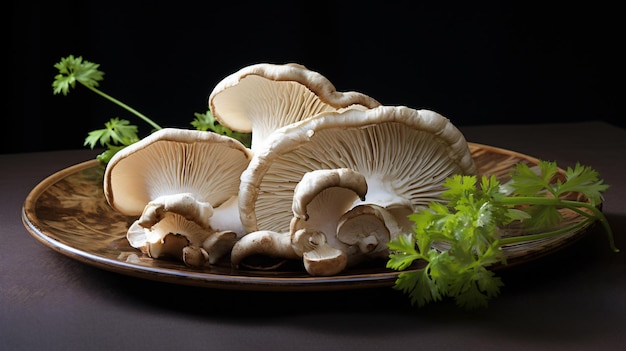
[289,168,366,274]
[104,128,253,267]
[239,105,476,233]
[231,168,366,275]
[233,105,476,274]
[208,62,381,152]
[291,228,348,277]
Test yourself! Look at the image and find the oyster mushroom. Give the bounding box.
[104,128,253,267]
[234,105,476,274]
[289,168,367,274]
[208,62,381,152]
[231,168,366,275]
[239,105,476,234]
[291,228,348,277]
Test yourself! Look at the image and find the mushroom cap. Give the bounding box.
[208,62,381,151]
[238,105,477,234]
[104,128,253,216]
[291,168,367,221]
[290,228,348,276]
[127,213,205,260]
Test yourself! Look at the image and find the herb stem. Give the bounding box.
[499,218,592,245]
[500,197,619,252]
[83,84,162,131]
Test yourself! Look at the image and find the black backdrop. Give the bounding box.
[8,1,624,154]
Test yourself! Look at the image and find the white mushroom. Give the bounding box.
[104,128,253,267]
[208,62,381,152]
[231,168,365,275]
[239,105,476,234]
[288,168,368,275]
[229,230,297,271]
[291,168,367,221]
[291,228,348,277]
[233,105,476,274]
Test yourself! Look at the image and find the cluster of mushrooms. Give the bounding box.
[103,63,477,276]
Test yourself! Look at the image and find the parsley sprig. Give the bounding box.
[83,118,140,163]
[387,161,617,310]
[52,55,162,132]
[52,55,251,163]
[191,110,252,147]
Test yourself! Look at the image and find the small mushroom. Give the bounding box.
[292,228,348,277]
[137,193,214,229]
[230,230,298,270]
[288,168,368,275]
[232,168,364,275]
[231,168,405,275]
[104,128,252,267]
[208,62,381,152]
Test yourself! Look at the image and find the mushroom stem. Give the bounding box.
[202,231,237,265]
[336,204,399,263]
[209,195,246,237]
[230,230,298,268]
[358,235,380,253]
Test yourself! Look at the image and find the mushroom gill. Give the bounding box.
[238,105,476,236]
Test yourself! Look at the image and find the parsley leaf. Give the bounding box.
[83,118,140,164]
[559,163,609,205]
[387,161,617,310]
[84,118,139,149]
[52,55,105,95]
[191,110,252,148]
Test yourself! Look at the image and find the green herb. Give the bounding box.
[83,118,140,164]
[52,55,162,131]
[191,110,252,147]
[52,55,251,162]
[387,161,617,310]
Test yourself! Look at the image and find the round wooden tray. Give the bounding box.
[22,143,595,291]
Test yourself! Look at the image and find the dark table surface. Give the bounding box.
[2,121,625,351]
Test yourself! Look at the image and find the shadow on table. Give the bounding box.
[71,213,625,342]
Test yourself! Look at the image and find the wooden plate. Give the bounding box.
[21,143,595,291]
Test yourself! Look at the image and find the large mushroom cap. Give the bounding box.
[104,128,253,216]
[208,63,381,151]
[238,105,476,234]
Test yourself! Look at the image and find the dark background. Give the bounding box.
[8,1,624,154]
